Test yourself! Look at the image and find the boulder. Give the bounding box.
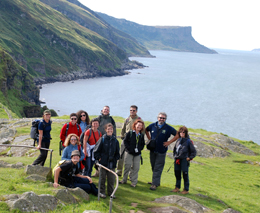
[25,174,46,182]
[212,134,255,156]
[222,208,241,213]
[0,128,16,140]
[154,195,209,213]
[148,206,188,213]
[0,161,24,168]
[6,191,57,212]
[25,165,52,180]
[54,188,77,204]
[67,187,89,201]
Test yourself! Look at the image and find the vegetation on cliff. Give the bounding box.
[0,115,259,212]
[97,12,217,54]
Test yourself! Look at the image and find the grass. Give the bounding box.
[0,116,259,212]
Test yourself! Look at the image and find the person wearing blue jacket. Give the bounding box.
[172,126,196,194]
[145,112,179,190]
[62,134,84,167]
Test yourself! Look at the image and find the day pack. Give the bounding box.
[52,160,68,176]
[79,124,91,145]
[30,119,43,146]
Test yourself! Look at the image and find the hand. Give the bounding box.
[186,157,190,161]
[86,176,92,183]
[163,141,171,147]
[53,182,60,188]
[36,145,41,150]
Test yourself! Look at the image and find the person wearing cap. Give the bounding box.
[32,110,52,166]
[53,150,98,196]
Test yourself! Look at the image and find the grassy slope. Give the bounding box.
[0,0,127,78]
[40,0,151,57]
[0,116,259,212]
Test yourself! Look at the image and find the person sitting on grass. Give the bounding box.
[53,150,98,196]
[171,126,196,194]
[61,134,84,169]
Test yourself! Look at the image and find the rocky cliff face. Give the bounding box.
[0,49,40,117]
[97,12,217,54]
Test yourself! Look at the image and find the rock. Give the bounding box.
[2,194,20,201]
[154,195,209,213]
[148,206,188,213]
[0,137,12,144]
[212,134,255,156]
[54,188,77,204]
[67,187,89,201]
[0,161,24,168]
[25,174,46,182]
[6,191,57,212]
[222,208,241,213]
[0,128,16,140]
[25,165,52,180]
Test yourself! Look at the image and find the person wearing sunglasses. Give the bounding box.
[145,112,179,191]
[76,110,90,132]
[60,113,82,147]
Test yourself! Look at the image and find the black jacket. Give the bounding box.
[94,134,120,169]
[124,131,145,156]
[173,138,196,160]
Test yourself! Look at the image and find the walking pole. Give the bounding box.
[167,161,174,172]
[98,165,101,201]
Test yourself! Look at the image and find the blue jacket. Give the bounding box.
[61,144,85,162]
[173,138,196,160]
[146,122,176,153]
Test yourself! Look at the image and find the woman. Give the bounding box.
[120,119,145,187]
[94,123,120,199]
[76,110,90,132]
[62,134,85,165]
[32,110,52,166]
[83,118,102,177]
[172,126,196,194]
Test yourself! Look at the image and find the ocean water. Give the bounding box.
[40,49,260,144]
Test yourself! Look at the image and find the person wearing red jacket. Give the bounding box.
[60,113,82,147]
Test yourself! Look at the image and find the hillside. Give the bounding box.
[0,116,259,212]
[97,12,217,54]
[40,0,151,57]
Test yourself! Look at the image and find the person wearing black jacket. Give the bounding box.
[94,123,120,198]
[119,119,145,187]
[172,126,196,194]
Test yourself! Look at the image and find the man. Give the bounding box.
[60,113,82,147]
[116,105,143,176]
[53,150,98,196]
[97,106,116,136]
[145,112,179,190]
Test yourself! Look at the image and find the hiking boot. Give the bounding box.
[119,180,126,184]
[171,187,180,193]
[180,190,189,194]
[92,170,99,177]
[130,184,136,188]
[99,193,106,198]
[150,185,157,190]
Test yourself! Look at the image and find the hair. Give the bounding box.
[90,117,100,126]
[64,133,80,147]
[157,112,167,119]
[103,105,110,109]
[130,105,138,111]
[76,110,90,125]
[132,119,144,132]
[177,126,189,138]
[104,123,113,130]
[70,113,77,119]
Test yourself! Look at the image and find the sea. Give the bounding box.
[40,49,260,144]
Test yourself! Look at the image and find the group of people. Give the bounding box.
[32,105,196,198]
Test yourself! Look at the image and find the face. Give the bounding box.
[44,113,51,120]
[180,131,186,138]
[135,122,143,132]
[157,114,166,125]
[71,155,80,164]
[92,121,99,129]
[105,126,113,136]
[102,106,110,116]
[70,136,77,145]
[130,107,137,117]
[70,116,77,125]
[80,113,86,121]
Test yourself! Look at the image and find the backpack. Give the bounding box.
[52,160,68,176]
[30,119,52,146]
[79,124,91,145]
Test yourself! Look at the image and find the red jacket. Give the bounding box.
[60,122,82,146]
